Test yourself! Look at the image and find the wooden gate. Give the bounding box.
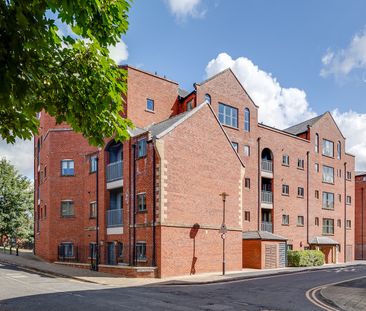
[265,244,277,269]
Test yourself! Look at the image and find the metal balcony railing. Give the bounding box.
[261,159,273,173]
[106,209,123,227]
[261,190,273,204]
[106,161,123,183]
[261,221,273,233]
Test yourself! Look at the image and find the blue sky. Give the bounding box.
[2,0,366,178]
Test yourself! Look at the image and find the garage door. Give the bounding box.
[278,242,286,268]
[265,244,277,269]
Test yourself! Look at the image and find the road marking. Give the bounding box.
[306,275,366,311]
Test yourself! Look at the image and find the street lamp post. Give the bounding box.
[219,192,229,276]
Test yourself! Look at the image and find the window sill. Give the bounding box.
[61,175,75,177]
[136,155,147,160]
[322,181,335,185]
[322,233,334,236]
[137,259,147,263]
[137,210,148,214]
[61,216,76,219]
[322,154,335,159]
[322,208,335,211]
[145,109,155,114]
[281,224,289,226]
[282,164,290,167]
[297,196,304,199]
[222,124,239,131]
[297,167,305,171]
[346,227,352,230]
[297,224,304,227]
[89,171,96,175]
[282,193,289,197]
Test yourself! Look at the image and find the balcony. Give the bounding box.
[261,191,273,209]
[106,209,123,235]
[106,161,123,189]
[261,159,273,178]
[261,221,273,233]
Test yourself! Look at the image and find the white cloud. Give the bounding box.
[321,28,366,78]
[205,52,366,170]
[165,0,206,19]
[0,139,34,180]
[332,109,366,171]
[108,40,128,65]
[205,53,316,129]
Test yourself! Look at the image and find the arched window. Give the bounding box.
[337,141,341,160]
[205,93,211,104]
[315,134,319,153]
[244,108,250,132]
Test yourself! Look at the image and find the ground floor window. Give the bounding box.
[136,242,146,261]
[59,243,74,258]
[89,243,97,259]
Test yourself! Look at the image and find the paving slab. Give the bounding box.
[321,277,366,311]
[1,250,366,287]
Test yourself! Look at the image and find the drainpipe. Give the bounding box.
[306,151,310,246]
[344,162,347,262]
[257,137,261,231]
[128,140,132,265]
[148,140,157,267]
[362,187,364,259]
[132,143,137,266]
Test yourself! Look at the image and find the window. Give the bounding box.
[322,139,334,157]
[339,194,342,202]
[337,219,342,227]
[339,169,342,178]
[244,211,250,221]
[282,184,290,195]
[298,187,304,198]
[245,178,251,189]
[146,98,154,111]
[59,243,74,258]
[297,216,304,226]
[244,145,250,157]
[315,190,319,199]
[186,100,193,111]
[315,217,319,226]
[244,108,250,132]
[315,163,319,173]
[218,103,238,128]
[61,160,74,176]
[44,166,47,178]
[232,142,239,152]
[282,215,289,225]
[44,205,47,219]
[137,193,146,212]
[136,242,146,261]
[89,243,97,259]
[205,93,211,104]
[90,155,97,173]
[322,165,334,184]
[322,219,334,235]
[297,159,304,169]
[337,141,341,160]
[61,200,74,217]
[118,242,123,260]
[315,134,319,153]
[346,220,352,229]
[347,171,352,180]
[287,244,293,251]
[137,138,147,158]
[282,155,290,166]
[90,201,97,218]
[346,196,352,205]
[322,192,334,210]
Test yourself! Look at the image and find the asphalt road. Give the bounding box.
[1,262,366,311]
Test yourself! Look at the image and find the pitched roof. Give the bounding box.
[178,88,190,98]
[356,171,366,177]
[283,113,325,135]
[147,102,245,168]
[309,236,339,245]
[242,231,287,241]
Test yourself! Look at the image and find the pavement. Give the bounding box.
[1,249,366,287]
[319,276,366,311]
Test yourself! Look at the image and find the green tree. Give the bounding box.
[0,158,34,245]
[0,0,133,146]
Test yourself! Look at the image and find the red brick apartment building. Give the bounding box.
[356,172,366,259]
[34,66,356,277]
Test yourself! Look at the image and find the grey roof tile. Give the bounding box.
[309,236,339,245]
[283,113,325,135]
[242,231,287,241]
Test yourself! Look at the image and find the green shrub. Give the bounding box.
[287,250,325,267]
